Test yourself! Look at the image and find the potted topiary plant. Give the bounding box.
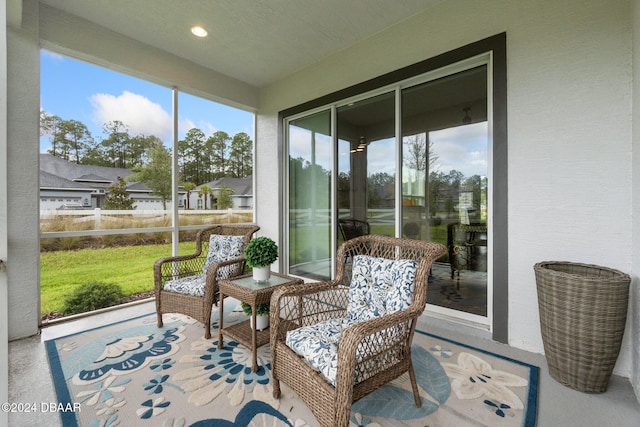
[244,236,278,282]
[241,302,270,331]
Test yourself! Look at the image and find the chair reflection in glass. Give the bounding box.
[338,218,370,241]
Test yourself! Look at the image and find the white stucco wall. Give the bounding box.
[1,0,9,423]
[7,0,40,339]
[257,0,635,380]
[632,0,640,402]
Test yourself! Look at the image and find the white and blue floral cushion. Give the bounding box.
[285,255,418,386]
[346,255,418,322]
[386,258,418,313]
[285,317,356,386]
[202,234,246,279]
[163,234,245,296]
[163,274,206,296]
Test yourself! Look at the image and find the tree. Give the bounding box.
[198,185,213,210]
[129,135,160,168]
[56,119,93,163]
[228,132,253,177]
[103,176,135,210]
[100,120,132,168]
[127,142,172,210]
[40,111,63,157]
[216,185,234,209]
[208,131,230,179]
[403,133,438,173]
[368,172,395,208]
[182,182,196,209]
[179,128,208,184]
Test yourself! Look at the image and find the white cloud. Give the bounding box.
[178,118,218,138]
[430,123,488,177]
[41,50,65,62]
[90,91,172,140]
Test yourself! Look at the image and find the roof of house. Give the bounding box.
[39,153,153,193]
[197,176,253,197]
[39,170,92,190]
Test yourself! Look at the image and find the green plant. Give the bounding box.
[241,302,270,316]
[244,236,278,268]
[62,281,125,315]
[40,242,197,315]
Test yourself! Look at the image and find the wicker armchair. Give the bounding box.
[270,235,446,427]
[154,224,259,338]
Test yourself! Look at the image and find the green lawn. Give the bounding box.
[40,242,195,315]
[41,224,451,316]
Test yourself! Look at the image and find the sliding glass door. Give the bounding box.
[401,66,489,319]
[287,110,332,280]
[337,92,396,238]
[285,57,491,324]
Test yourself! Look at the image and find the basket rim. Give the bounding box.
[534,261,630,281]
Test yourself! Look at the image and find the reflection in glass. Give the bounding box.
[337,92,395,240]
[402,66,488,316]
[286,64,491,318]
[288,110,332,279]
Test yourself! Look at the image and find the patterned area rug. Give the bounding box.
[45,300,538,427]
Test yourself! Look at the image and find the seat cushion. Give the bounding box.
[202,234,246,279]
[163,274,206,297]
[346,255,418,322]
[285,318,356,386]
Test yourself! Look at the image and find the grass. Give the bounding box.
[40,220,454,317]
[40,242,195,315]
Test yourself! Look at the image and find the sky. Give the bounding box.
[289,122,488,178]
[39,50,255,153]
[41,50,487,179]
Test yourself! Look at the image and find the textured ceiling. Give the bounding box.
[40,0,442,88]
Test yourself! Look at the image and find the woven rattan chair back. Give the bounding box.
[154,224,259,338]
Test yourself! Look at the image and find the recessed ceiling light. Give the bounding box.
[191,26,208,38]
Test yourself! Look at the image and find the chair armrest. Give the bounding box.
[335,309,419,391]
[201,255,247,300]
[154,253,204,290]
[270,281,348,343]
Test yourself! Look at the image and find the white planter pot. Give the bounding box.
[250,314,269,331]
[252,266,270,282]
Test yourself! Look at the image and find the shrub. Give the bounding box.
[244,236,278,268]
[241,302,270,316]
[62,282,125,315]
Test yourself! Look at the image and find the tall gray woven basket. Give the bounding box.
[534,261,630,393]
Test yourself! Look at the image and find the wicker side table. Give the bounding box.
[218,272,303,371]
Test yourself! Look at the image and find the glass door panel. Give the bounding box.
[288,110,332,280]
[337,92,395,240]
[401,66,489,317]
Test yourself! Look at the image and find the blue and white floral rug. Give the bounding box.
[45,301,538,427]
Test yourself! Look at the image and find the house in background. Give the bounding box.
[39,153,169,210]
[40,154,252,211]
[190,176,253,210]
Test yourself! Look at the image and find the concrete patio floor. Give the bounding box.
[8,300,640,427]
